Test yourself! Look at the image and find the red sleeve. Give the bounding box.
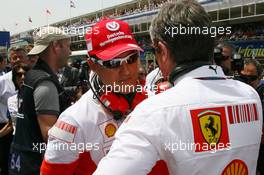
[148,160,169,175]
[74,152,97,175]
[41,152,97,175]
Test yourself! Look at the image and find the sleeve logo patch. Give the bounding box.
[105,123,117,138]
[99,119,119,143]
[49,121,77,143]
[190,107,230,152]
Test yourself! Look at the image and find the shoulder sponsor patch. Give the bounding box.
[190,107,230,152]
[98,119,118,143]
[227,103,258,124]
[49,121,77,143]
[221,159,248,175]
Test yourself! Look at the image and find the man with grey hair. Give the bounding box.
[94,0,262,174]
[240,58,263,89]
[239,58,264,174]
[9,26,71,175]
[7,47,17,69]
[0,46,32,175]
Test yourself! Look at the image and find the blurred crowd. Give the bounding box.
[0,45,91,109]
[218,23,264,41]
[63,0,170,29]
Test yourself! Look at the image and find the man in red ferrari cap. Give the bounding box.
[40,19,168,175]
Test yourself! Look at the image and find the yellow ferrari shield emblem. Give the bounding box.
[198,110,221,145]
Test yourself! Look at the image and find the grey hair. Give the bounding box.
[244,58,263,78]
[149,0,215,65]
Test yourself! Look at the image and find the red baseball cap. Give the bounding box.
[85,19,143,61]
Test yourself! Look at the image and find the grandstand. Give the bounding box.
[10,0,264,68]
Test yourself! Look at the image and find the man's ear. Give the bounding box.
[51,41,60,54]
[157,41,169,64]
[156,41,173,78]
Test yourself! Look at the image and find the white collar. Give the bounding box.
[173,65,226,86]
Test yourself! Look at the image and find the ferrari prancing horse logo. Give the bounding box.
[190,107,230,152]
[199,110,221,145]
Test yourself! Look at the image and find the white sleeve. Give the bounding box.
[7,94,18,118]
[93,112,160,175]
[44,115,83,163]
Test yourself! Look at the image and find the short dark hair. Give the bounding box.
[150,0,215,65]
[244,58,263,78]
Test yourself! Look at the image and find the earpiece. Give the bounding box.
[100,92,130,120]
[88,75,147,120]
[100,90,147,120]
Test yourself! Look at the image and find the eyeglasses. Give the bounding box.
[90,52,139,69]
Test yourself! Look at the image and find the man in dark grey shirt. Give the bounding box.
[34,80,60,116]
[9,26,71,175]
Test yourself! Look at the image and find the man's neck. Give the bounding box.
[45,59,59,74]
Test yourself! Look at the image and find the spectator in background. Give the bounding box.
[71,59,82,70]
[220,43,233,76]
[7,63,30,134]
[5,63,30,175]
[79,59,90,82]
[0,46,32,175]
[72,80,89,103]
[9,26,71,175]
[214,43,233,76]
[0,55,7,76]
[241,58,264,90]
[57,63,79,103]
[7,47,17,70]
[240,58,264,175]
[73,60,91,102]
[14,47,31,67]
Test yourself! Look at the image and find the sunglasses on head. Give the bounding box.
[90,52,139,69]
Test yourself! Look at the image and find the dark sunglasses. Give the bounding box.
[241,74,259,82]
[15,72,25,78]
[90,52,139,69]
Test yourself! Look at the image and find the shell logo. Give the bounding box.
[104,123,117,138]
[221,159,248,175]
